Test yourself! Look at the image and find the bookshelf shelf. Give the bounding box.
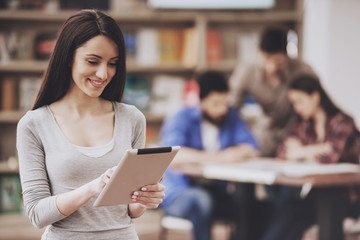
[0,60,48,73]
[127,65,196,74]
[0,111,26,123]
[0,110,164,124]
[0,161,18,174]
[0,10,300,23]
[0,111,164,124]
[144,113,165,123]
[0,10,196,23]
[206,11,301,23]
[0,61,196,74]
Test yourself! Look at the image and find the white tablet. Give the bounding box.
[93,146,180,207]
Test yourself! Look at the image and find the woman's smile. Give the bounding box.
[88,78,107,88]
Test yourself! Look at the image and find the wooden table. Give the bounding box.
[174,160,360,240]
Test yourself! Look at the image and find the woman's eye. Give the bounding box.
[88,60,98,65]
[108,62,118,67]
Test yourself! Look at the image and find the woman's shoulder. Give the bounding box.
[330,112,354,124]
[329,113,357,131]
[17,106,49,129]
[113,102,145,120]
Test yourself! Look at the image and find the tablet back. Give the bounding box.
[93,146,180,207]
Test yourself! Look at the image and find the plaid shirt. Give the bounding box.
[277,113,360,164]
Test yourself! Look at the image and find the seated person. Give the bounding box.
[159,70,259,240]
[261,74,360,240]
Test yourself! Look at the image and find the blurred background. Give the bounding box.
[0,0,359,239]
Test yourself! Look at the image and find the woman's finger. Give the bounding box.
[139,183,165,192]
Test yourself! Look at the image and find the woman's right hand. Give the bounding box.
[56,166,117,216]
[90,166,117,195]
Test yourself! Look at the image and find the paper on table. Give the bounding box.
[202,159,360,184]
[203,159,281,184]
[280,162,360,177]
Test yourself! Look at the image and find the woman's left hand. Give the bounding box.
[131,183,165,209]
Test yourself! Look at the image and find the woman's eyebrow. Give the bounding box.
[85,54,119,60]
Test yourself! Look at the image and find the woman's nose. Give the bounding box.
[96,64,108,80]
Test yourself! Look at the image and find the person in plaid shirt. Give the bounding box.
[262,74,360,240]
[277,75,359,164]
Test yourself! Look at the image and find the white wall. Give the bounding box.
[302,0,360,128]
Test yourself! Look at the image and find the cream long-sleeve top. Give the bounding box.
[16,102,146,240]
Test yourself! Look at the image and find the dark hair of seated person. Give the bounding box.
[290,74,343,118]
[197,70,229,100]
[260,27,288,54]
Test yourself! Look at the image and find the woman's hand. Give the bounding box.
[131,182,165,208]
[128,182,165,218]
[90,166,117,195]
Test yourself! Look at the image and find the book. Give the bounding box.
[0,31,17,62]
[158,29,183,65]
[237,31,260,63]
[123,75,150,111]
[207,29,223,65]
[0,77,16,111]
[135,28,159,66]
[17,31,35,60]
[181,27,199,67]
[123,30,137,65]
[34,32,57,60]
[149,75,185,117]
[221,28,238,63]
[18,77,42,111]
[0,174,22,213]
[184,79,199,107]
[145,125,158,147]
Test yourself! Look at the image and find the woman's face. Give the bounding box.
[70,35,119,98]
[260,51,287,76]
[201,91,229,124]
[288,89,320,120]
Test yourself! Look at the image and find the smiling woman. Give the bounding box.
[16,9,165,240]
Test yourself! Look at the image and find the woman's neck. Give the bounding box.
[52,91,109,118]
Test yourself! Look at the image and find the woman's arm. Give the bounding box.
[280,138,332,162]
[56,168,115,216]
[315,115,357,163]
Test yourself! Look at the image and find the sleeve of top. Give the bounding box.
[228,63,251,110]
[276,122,303,159]
[131,107,146,149]
[160,110,189,147]
[276,138,289,160]
[16,114,66,229]
[318,115,356,164]
[229,108,258,149]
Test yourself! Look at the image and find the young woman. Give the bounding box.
[277,74,359,164]
[16,10,165,240]
[262,74,360,240]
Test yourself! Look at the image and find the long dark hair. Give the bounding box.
[33,9,126,110]
[289,74,342,117]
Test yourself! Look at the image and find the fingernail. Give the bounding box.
[133,192,139,195]
[141,187,147,191]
